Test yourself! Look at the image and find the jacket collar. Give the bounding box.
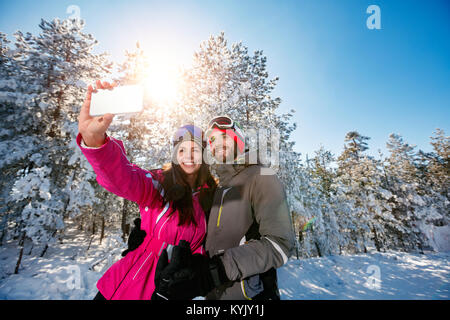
[212,149,263,187]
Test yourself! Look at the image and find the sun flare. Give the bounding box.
[142,58,182,107]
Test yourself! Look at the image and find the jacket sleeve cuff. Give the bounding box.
[210,255,230,286]
[80,138,100,149]
[77,133,109,150]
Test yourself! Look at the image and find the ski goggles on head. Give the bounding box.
[205,116,246,154]
[206,116,244,140]
[207,116,235,130]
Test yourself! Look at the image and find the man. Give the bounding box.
[153,116,295,300]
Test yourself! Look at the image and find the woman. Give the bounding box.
[77,80,216,300]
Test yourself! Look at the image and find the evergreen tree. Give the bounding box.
[299,148,341,257]
[1,18,112,261]
[334,131,392,253]
[427,129,449,201]
[384,133,434,252]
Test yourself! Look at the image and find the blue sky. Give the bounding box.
[1,0,449,160]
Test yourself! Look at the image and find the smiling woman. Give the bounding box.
[77,82,216,299]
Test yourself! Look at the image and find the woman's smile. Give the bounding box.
[176,140,203,176]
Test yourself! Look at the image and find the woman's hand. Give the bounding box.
[78,80,118,147]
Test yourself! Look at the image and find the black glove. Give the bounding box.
[168,254,229,299]
[121,218,146,257]
[151,240,192,300]
[150,249,170,300]
[153,241,229,300]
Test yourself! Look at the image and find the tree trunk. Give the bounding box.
[298,231,303,243]
[314,239,322,257]
[92,216,96,235]
[14,232,26,274]
[40,230,57,257]
[87,235,94,252]
[372,227,381,252]
[0,222,6,246]
[15,247,24,274]
[27,243,34,255]
[100,216,105,245]
[63,171,76,219]
[78,216,83,231]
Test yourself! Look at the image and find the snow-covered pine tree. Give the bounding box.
[414,129,449,251]
[383,133,434,252]
[294,163,325,258]
[358,155,396,252]
[298,147,341,257]
[333,131,392,254]
[309,147,335,196]
[0,31,16,244]
[426,129,449,207]
[1,18,112,262]
[333,131,369,253]
[0,31,44,246]
[53,19,122,242]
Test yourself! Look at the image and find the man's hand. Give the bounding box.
[152,241,230,300]
[151,240,192,300]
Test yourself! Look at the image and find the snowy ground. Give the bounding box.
[0,222,449,300]
[0,221,125,300]
[278,251,449,299]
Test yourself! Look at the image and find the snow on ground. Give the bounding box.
[278,251,450,300]
[0,221,448,300]
[0,221,126,300]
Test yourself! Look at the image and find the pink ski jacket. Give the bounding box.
[76,133,207,300]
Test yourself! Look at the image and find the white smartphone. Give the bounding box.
[89,84,144,117]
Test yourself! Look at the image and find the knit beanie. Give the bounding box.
[172,124,206,149]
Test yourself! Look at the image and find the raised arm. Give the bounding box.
[76,133,158,205]
[77,80,158,205]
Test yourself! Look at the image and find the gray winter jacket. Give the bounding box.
[205,151,295,300]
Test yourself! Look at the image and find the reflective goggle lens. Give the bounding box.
[207,116,233,129]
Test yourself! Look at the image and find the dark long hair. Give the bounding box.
[157,161,217,226]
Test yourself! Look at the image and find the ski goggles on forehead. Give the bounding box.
[206,116,243,137]
[207,116,235,129]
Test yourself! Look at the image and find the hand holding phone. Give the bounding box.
[89,83,144,117]
[78,80,120,147]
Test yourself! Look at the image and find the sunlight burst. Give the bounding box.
[142,57,182,107]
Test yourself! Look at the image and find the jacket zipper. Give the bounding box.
[216,187,232,227]
[132,252,153,280]
[132,240,167,280]
[110,249,147,299]
[131,207,171,280]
